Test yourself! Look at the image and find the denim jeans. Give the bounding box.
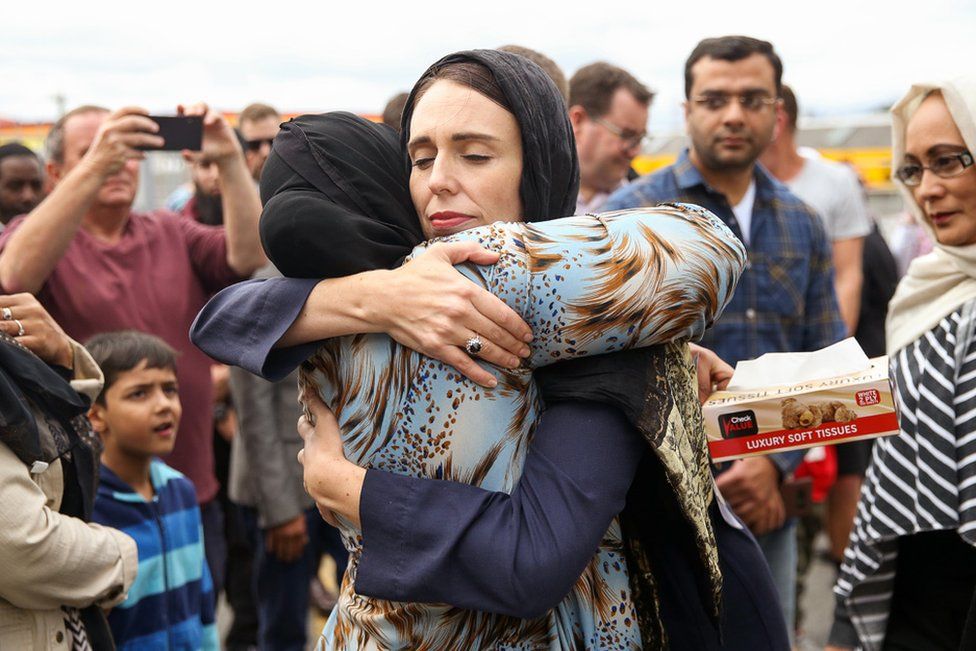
[200,498,226,595]
[242,507,349,651]
[756,519,797,646]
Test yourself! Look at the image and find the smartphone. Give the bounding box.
[140,115,203,151]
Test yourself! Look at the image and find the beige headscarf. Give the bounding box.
[886,76,976,355]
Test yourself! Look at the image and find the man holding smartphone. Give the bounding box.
[0,103,267,595]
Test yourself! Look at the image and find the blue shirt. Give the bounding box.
[93,460,218,651]
[605,150,844,366]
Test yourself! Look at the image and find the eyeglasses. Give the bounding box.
[592,117,647,149]
[244,138,275,152]
[895,151,974,187]
[691,92,779,112]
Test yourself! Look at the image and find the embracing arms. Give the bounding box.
[418,204,746,368]
[300,395,644,618]
[297,352,735,617]
[192,205,745,383]
[191,242,532,386]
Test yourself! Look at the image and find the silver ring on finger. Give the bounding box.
[12,319,25,337]
[464,335,484,356]
[1,307,11,320]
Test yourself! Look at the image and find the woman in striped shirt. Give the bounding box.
[827,77,976,651]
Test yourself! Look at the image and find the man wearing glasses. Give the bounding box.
[606,36,845,644]
[238,102,281,182]
[568,62,653,213]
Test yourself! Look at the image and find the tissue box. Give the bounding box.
[703,355,899,463]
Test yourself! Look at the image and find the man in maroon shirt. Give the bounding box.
[0,103,266,591]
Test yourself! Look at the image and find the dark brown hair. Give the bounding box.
[780,84,798,131]
[382,92,409,131]
[410,61,513,117]
[684,36,783,98]
[85,330,178,404]
[568,62,653,118]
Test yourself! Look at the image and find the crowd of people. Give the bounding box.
[0,33,972,651]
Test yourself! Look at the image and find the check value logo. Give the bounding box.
[718,410,758,439]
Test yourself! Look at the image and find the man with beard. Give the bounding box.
[181,152,224,225]
[605,35,845,643]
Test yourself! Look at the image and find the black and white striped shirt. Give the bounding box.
[831,299,976,649]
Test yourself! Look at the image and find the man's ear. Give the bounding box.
[46,160,63,186]
[772,102,786,142]
[567,105,588,135]
[88,402,107,436]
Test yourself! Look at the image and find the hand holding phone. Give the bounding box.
[80,106,164,178]
[178,102,244,164]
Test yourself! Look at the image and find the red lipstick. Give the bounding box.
[428,211,476,233]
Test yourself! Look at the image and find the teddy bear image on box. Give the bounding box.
[780,397,857,430]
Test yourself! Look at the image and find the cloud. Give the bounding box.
[2,0,973,129]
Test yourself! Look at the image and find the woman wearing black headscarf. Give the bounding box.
[193,50,785,650]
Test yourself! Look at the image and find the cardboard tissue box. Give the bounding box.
[703,339,899,463]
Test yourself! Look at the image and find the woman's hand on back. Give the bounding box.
[297,392,366,529]
[366,242,533,388]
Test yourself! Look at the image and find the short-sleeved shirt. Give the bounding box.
[0,211,242,503]
[787,155,872,242]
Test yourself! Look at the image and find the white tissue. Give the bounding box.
[726,338,871,391]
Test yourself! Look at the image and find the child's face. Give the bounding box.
[90,360,181,459]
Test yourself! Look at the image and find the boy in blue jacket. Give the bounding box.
[86,330,218,651]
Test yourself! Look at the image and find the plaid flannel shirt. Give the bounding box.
[605,149,845,475]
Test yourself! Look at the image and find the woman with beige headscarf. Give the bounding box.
[827,77,976,651]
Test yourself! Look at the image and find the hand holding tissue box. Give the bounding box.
[703,339,900,462]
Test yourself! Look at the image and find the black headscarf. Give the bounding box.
[399,49,579,222]
[0,331,99,520]
[259,112,422,278]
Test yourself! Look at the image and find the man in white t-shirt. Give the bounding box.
[761,84,871,335]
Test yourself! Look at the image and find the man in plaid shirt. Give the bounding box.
[605,35,844,640]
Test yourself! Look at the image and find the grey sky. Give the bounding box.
[3,0,973,132]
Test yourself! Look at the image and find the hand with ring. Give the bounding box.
[368,242,534,388]
[0,293,74,368]
[2,305,25,337]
